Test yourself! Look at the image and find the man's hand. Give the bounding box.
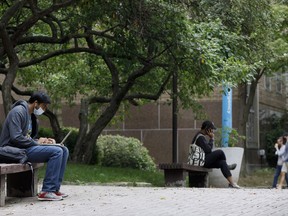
[206,129,214,139]
[38,137,56,144]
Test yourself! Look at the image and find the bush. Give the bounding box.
[96,135,156,171]
[214,127,245,147]
[38,127,54,138]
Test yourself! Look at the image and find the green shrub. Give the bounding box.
[38,127,54,138]
[214,127,245,147]
[96,135,156,171]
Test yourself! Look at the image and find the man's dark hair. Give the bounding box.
[28,91,51,104]
[283,136,287,144]
[201,120,217,130]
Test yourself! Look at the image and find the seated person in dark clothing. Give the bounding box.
[191,120,240,188]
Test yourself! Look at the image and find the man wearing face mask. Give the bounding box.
[0,91,69,201]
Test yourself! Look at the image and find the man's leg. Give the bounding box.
[26,145,64,192]
[278,162,288,189]
[56,146,69,191]
[285,172,288,187]
[272,165,282,188]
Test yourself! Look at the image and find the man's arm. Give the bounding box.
[196,135,213,153]
[8,110,38,148]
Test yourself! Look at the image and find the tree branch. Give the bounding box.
[11,85,33,96]
[19,47,104,67]
[88,96,111,104]
[0,0,26,25]
[86,70,172,106]
[11,0,76,43]
[125,70,172,101]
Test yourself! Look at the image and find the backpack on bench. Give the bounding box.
[0,146,28,164]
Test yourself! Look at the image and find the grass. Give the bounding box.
[238,168,275,188]
[39,163,276,188]
[39,163,165,187]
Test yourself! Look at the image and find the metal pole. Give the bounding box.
[172,69,178,163]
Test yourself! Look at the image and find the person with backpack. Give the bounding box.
[0,91,69,201]
[191,120,240,188]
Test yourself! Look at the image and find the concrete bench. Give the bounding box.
[159,163,212,187]
[0,163,44,207]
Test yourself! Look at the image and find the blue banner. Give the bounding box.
[222,86,232,147]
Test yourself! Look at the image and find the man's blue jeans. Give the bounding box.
[272,165,288,188]
[26,145,69,192]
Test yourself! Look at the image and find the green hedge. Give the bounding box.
[96,135,156,171]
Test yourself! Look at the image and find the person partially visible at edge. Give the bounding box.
[0,91,69,201]
[276,133,288,189]
[272,135,288,188]
[191,120,240,189]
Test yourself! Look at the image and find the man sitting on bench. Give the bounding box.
[0,91,69,201]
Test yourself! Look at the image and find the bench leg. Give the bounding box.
[7,169,39,197]
[32,168,39,196]
[188,172,209,188]
[163,169,186,187]
[0,175,5,207]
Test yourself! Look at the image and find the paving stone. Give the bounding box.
[1,185,287,216]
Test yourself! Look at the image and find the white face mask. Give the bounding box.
[33,107,45,116]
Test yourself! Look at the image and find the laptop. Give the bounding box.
[41,130,72,146]
[59,130,72,145]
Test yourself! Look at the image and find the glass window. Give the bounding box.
[246,109,257,148]
[275,73,282,94]
[264,75,271,91]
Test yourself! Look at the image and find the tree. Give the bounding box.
[186,0,288,171]
[1,0,253,163]
[0,0,77,138]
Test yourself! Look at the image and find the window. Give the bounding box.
[246,109,257,148]
[264,75,271,91]
[275,73,282,94]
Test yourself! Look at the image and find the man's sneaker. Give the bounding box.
[228,183,241,189]
[55,191,68,198]
[228,163,237,170]
[38,192,63,201]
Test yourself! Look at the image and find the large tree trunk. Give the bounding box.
[2,69,17,115]
[72,61,154,164]
[239,68,265,173]
[72,96,124,164]
[45,109,63,142]
[0,25,19,115]
[71,99,90,162]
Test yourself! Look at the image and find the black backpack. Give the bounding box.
[0,146,28,164]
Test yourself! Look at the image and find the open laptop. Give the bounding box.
[41,130,72,146]
[59,130,72,145]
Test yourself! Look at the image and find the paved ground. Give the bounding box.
[1,185,287,216]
